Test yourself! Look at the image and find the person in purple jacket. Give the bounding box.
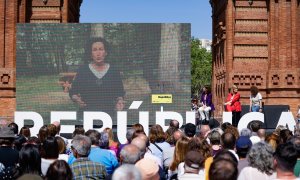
[199,86,215,121]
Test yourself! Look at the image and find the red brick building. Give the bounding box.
[0,0,82,119]
[211,0,300,117]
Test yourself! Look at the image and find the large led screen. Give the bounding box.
[16,23,191,125]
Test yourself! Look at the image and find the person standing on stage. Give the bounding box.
[249,86,263,112]
[224,85,241,127]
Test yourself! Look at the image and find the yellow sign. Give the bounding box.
[152,94,172,104]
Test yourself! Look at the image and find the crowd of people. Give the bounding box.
[0,119,300,180]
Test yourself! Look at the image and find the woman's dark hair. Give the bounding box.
[19,144,42,176]
[38,125,48,143]
[85,37,110,61]
[19,127,31,138]
[45,160,72,180]
[132,123,145,133]
[72,126,85,138]
[85,129,101,146]
[41,136,59,159]
[250,86,259,96]
[13,135,27,151]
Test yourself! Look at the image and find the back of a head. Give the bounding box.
[209,158,238,180]
[279,129,293,144]
[184,150,205,170]
[52,121,61,134]
[165,127,177,145]
[135,158,159,180]
[274,142,298,172]
[120,144,141,164]
[221,132,236,150]
[240,128,252,137]
[72,135,91,157]
[214,149,238,164]
[131,137,146,157]
[209,130,221,145]
[8,122,18,135]
[20,127,31,138]
[248,121,261,133]
[85,129,100,146]
[19,144,42,175]
[200,125,210,138]
[17,174,43,180]
[42,136,59,159]
[247,142,274,175]
[47,124,57,137]
[184,123,196,138]
[112,164,142,180]
[55,136,66,154]
[257,129,266,139]
[45,160,72,180]
[126,128,135,143]
[72,126,85,138]
[149,125,165,143]
[99,131,109,149]
[170,120,179,129]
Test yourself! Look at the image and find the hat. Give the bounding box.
[184,151,204,169]
[0,126,15,138]
[236,136,252,149]
[135,158,159,180]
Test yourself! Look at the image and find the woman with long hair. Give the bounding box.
[103,127,119,155]
[148,124,171,165]
[249,85,263,112]
[168,136,190,178]
[18,144,42,177]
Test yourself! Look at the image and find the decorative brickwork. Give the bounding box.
[0,0,82,118]
[211,0,300,117]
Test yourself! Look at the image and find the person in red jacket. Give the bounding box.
[224,85,242,127]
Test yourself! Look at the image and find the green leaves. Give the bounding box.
[191,37,212,96]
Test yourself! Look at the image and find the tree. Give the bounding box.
[191,37,212,96]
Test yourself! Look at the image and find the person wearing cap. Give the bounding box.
[178,150,205,180]
[0,126,19,168]
[135,158,160,180]
[236,136,252,173]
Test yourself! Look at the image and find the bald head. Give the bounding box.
[120,144,141,164]
[170,120,180,129]
[200,125,211,138]
[257,129,265,140]
[173,130,183,142]
[131,137,146,158]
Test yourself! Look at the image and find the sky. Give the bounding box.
[80,0,212,39]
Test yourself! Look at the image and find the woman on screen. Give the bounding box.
[69,37,125,117]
